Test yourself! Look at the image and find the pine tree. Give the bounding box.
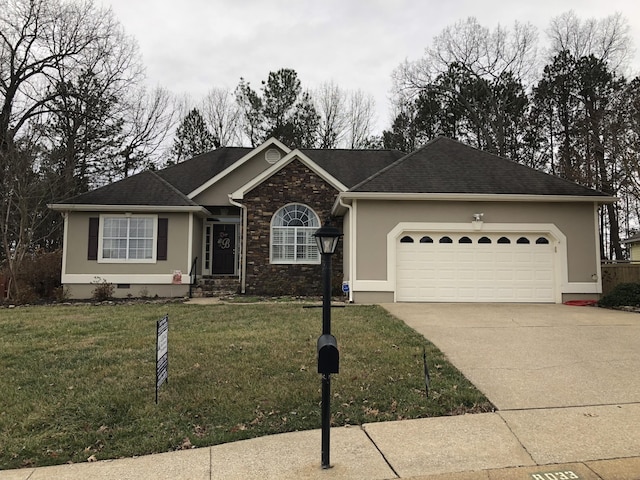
[170,108,216,163]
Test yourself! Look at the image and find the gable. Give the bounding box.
[231,150,348,200]
[186,138,291,199]
[191,145,289,205]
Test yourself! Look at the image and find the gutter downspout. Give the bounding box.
[338,196,354,303]
[228,195,247,294]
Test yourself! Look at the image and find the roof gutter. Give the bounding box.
[48,204,212,216]
[332,192,617,215]
[338,196,354,303]
[228,195,247,294]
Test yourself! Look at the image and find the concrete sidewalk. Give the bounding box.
[2,407,640,479]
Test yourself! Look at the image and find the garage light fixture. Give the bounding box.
[472,213,484,230]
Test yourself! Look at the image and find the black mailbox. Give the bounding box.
[317,334,339,374]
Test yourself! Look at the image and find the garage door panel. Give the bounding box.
[514,270,534,281]
[456,252,475,263]
[396,231,556,303]
[476,269,494,281]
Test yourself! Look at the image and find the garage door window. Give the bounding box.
[401,234,554,246]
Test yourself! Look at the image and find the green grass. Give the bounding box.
[0,303,492,470]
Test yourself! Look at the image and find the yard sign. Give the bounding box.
[156,314,169,404]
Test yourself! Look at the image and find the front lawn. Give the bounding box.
[0,303,492,470]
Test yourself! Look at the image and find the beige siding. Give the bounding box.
[354,200,598,284]
[341,209,351,281]
[191,215,203,274]
[65,211,192,275]
[192,149,284,205]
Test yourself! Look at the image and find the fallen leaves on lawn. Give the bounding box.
[177,437,193,450]
[230,424,247,433]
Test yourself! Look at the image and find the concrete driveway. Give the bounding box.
[382,303,640,410]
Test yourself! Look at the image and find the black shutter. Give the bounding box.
[157,218,168,261]
[88,217,99,260]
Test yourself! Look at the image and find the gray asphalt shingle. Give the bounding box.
[352,137,608,197]
[57,170,200,207]
[54,137,607,207]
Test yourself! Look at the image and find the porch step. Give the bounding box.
[193,276,240,298]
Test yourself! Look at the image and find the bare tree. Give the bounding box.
[393,17,539,100]
[1,130,59,300]
[116,86,179,178]
[391,17,536,156]
[201,87,242,147]
[345,90,376,148]
[0,0,141,150]
[311,84,378,149]
[314,81,347,148]
[0,0,143,299]
[547,11,632,73]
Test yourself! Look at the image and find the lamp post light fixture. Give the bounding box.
[313,224,342,470]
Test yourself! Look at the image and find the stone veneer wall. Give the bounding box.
[243,159,343,296]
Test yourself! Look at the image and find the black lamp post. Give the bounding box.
[313,224,342,470]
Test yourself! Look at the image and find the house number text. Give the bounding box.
[531,471,580,480]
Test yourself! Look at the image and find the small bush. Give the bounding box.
[91,277,114,301]
[598,282,640,307]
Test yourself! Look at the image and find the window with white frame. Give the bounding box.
[100,215,156,262]
[271,204,320,264]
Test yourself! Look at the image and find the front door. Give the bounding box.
[212,224,236,275]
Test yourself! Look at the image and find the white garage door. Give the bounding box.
[396,232,556,302]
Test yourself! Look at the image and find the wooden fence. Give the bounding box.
[601,263,640,295]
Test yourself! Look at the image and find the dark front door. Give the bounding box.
[212,224,236,274]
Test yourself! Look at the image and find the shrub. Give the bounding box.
[0,250,62,303]
[91,277,114,301]
[598,282,640,307]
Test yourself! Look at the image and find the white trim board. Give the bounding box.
[62,274,187,284]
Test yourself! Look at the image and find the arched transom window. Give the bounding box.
[271,204,321,264]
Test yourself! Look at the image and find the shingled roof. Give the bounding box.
[54,170,201,207]
[300,149,405,188]
[155,147,252,195]
[51,137,609,210]
[351,137,609,197]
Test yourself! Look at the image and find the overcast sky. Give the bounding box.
[100,0,640,134]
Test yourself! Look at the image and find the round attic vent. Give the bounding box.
[265,148,282,164]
